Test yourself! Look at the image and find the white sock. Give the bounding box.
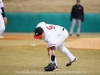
[49,50,57,66]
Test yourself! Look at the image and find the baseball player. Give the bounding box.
[34,22,77,71]
[0,0,7,38]
[69,0,84,36]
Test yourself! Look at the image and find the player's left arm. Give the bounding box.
[47,46,56,58]
[81,6,84,22]
[1,7,7,25]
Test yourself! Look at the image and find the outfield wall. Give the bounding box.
[5,12,100,32]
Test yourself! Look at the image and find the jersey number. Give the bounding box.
[46,26,55,30]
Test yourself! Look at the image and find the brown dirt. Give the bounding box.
[0,35,33,40]
[65,38,100,50]
[1,35,100,50]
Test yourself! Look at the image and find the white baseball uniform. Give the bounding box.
[0,0,5,36]
[36,22,76,64]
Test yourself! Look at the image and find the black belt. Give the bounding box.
[62,28,64,31]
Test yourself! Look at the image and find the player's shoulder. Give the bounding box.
[73,4,77,7]
[36,22,46,27]
[78,4,83,7]
[72,5,77,9]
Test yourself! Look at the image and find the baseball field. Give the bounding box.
[0,33,100,75]
[1,0,100,75]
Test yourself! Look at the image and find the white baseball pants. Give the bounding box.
[56,28,76,62]
[0,14,5,36]
[70,18,81,35]
[47,28,76,65]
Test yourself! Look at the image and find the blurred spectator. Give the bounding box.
[69,0,84,36]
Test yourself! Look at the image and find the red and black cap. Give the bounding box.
[34,27,44,39]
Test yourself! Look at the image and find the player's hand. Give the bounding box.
[3,17,7,25]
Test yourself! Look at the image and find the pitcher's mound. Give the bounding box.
[65,38,100,50]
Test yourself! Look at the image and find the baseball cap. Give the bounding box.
[34,27,44,39]
[77,0,80,2]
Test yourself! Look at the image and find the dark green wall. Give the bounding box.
[5,12,100,32]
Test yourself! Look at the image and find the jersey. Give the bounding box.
[36,22,65,47]
[0,0,4,13]
[71,4,84,20]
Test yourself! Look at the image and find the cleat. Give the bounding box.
[44,64,50,69]
[77,34,80,36]
[54,66,59,71]
[44,63,57,71]
[66,58,77,66]
[69,34,72,36]
[44,63,58,71]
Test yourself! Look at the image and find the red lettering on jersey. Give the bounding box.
[46,26,55,30]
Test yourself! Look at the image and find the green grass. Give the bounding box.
[0,37,100,75]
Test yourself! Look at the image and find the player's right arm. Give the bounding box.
[47,47,50,58]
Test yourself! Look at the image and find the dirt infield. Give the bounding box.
[66,38,100,50]
[0,35,33,40]
[1,33,100,50]
[0,33,34,40]
[0,33,100,75]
